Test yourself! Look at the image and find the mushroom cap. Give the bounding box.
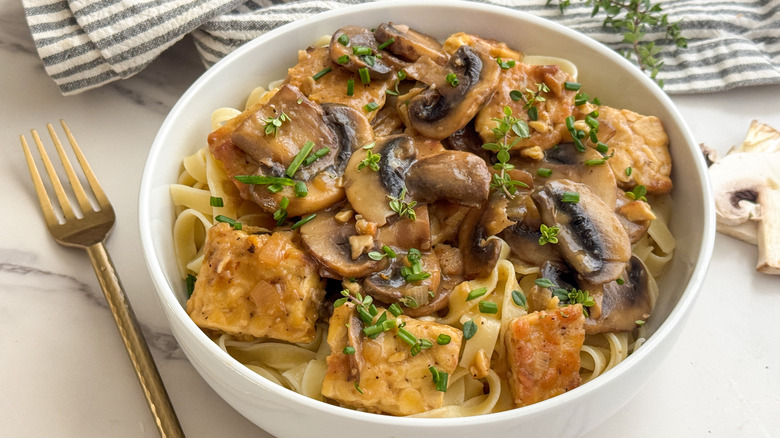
[406,150,491,207]
[709,152,780,226]
[343,135,417,226]
[583,256,653,334]
[532,179,631,284]
[374,22,448,65]
[407,44,499,140]
[330,26,394,79]
[299,208,387,279]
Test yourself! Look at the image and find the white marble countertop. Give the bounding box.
[2,1,779,437]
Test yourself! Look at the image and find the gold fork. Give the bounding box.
[21,120,184,438]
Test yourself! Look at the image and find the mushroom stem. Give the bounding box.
[757,188,780,274]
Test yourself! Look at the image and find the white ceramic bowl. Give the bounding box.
[139,1,715,436]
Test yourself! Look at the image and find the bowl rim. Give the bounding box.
[138,0,715,427]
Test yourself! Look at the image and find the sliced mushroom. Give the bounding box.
[299,208,387,279]
[374,23,448,65]
[500,193,564,268]
[362,250,441,311]
[710,151,780,274]
[459,205,502,279]
[615,188,654,244]
[583,256,653,334]
[406,150,491,206]
[377,205,431,251]
[532,179,631,284]
[330,26,394,79]
[443,120,494,162]
[231,84,338,177]
[321,102,375,173]
[343,134,417,226]
[214,84,347,216]
[429,200,471,246]
[407,44,500,140]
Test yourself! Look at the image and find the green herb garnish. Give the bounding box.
[312,67,332,81]
[561,191,580,203]
[466,287,488,301]
[511,290,527,309]
[262,111,290,137]
[209,196,223,207]
[286,141,315,177]
[462,320,478,340]
[625,185,648,202]
[387,187,417,220]
[539,224,560,245]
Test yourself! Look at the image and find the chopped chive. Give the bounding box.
[303,147,330,166]
[397,326,418,346]
[312,67,332,81]
[336,54,349,64]
[584,158,607,166]
[479,301,498,314]
[596,142,609,154]
[435,371,448,391]
[377,38,395,51]
[574,93,588,106]
[635,320,646,326]
[446,72,459,87]
[537,168,553,177]
[209,196,224,207]
[215,215,242,230]
[382,245,397,258]
[561,191,580,203]
[359,68,370,84]
[388,303,403,317]
[337,34,349,46]
[462,320,478,340]
[363,101,379,112]
[267,183,283,194]
[354,381,363,394]
[273,197,289,225]
[186,274,197,296]
[564,81,581,91]
[466,287,488,301]
[291,214,316,230]
[343,346,356,355]
[235,175,295,186]
[294,181,308,198]
[285,141,315,177]
[511,290,527,309]
[436,334,451,345]
[403,272,431,282]
[352,46,372,55]
[346,78,355,96]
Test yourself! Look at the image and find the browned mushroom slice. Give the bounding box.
[615,188,653,244]
[500,193,564,268]
[583,256,653,334]
[321,102,375,173]
[330,26,394,79]
[299,208,387,279]
[343,135,417,226]
[532,179,631,284]
[406,150,491,207]
[407,45,500,140]
[443,120,494,162]
[459,205,502,280]
[377,205,431,251]
[211,84,346,216]
[232,84,338,177]
[374,23,448,65]
[429,200,471,246]
[362,250,441,312]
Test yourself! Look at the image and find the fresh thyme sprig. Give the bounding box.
[262,111,290,136]
[551,0,687,87]
[387,187,417,220]
[482,106,531,198]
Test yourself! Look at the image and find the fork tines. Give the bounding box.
[21,120,110,224]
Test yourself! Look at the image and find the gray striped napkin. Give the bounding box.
[23,0,780,95]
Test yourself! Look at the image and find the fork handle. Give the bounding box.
[87,242,185,438]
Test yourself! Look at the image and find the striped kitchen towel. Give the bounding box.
[23,0,780,95]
